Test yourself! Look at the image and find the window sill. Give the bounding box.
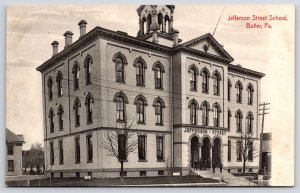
[75,124,80,127]
[75,161,81,164]
[59,162,64,165]
[248,160,253,162]
[138,159,147,162]
[155,87,164,90]
[87,121,93,125]
[202,91,209,94]
[59,129,64,131]
[86,82,92,86]
[50,163,54,166]
[74,88,79,91]
[116,120,126,123]
[157,159,165,162]
[137,121,146,125]
[237,160,242,162]
[190,89,197,92]
[155,123,164,126]
[236,130,242,133]
[87,160,93,163]
[248,103,253,105]
[58,95,62,98]
[236,101,242,104]
[116,80,126,84]
[214,93,220,96]
[136,84,145,87]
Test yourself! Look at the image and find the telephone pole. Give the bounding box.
[258,102,270,171]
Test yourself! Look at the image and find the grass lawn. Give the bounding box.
[7,175,219,187]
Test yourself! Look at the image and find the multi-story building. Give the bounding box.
[37,5,265,178]
[6,128,25,176]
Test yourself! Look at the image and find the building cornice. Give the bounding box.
[228,64,265,78]
[36,27,171,72]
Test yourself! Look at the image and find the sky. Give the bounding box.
[6,5,294,179]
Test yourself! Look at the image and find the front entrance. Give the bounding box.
[190,136,199,166]
[212,138,221,166]
[201,137,210,168]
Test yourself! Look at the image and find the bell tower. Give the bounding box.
[137,5,180,47]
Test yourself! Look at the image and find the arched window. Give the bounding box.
[141,17,146,35]
[147,14,152,33]
[84,55,93,85]
[247,111,254,133]
[116,97,125,121]
[228,109,232,130]
[47,77,53,101]
[85,93,94,124]
[158,13,163,32]
[200,67,210,93]
[56,71,63,97]
[134,95,148,124]
[153,97,165,125]
[165,15,170,33]
[49,108,54,133]
[57,104,64,131]
[212,70,221,95]
[134,57,146,86]
[188,99,199,125]
[228,79,232,101]
[72,62,80,90]
[153,61,165,89]
[247,83,254,105]
[235,81,243,103]
[200,101,210,126]
[235,110,243,132]
[113,91,129,122]
[73,98,81,126]
[113,52,128,83]
[213,103,221,127]
[189,65,199,91]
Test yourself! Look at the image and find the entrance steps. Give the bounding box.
[192,169,257,186]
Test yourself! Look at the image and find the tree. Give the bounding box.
[100,117,138,180]
[23,143,44,175]
[235,130,260,174]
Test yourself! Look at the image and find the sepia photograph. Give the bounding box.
[5,4,294,187]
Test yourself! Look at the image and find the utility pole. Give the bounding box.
[258,102,270,171]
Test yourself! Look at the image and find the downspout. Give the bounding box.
[170,54,174,168]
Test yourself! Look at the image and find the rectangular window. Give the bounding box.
[248,142,253,161]
[50,142,54,165]
[228,85,231,101]
[7,144,14,155]
[87,135,93,162]
[156,136,164,161]
[75,137,81,163]
[228,140,231,162]
[138,136,146,161]
[118,134,127,161]
[158,170,164,176]
[8,160,14,172]
[140,171,146,176]
[237,141,242,162]
[59,140,64,164]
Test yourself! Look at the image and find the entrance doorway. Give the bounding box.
[201,137,210,168]
[190,136,199,167]
[212,138,221,165]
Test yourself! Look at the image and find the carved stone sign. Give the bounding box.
[184,128,226,135]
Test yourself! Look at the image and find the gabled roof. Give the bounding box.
[178,33,234,62]
[6,128,25,143]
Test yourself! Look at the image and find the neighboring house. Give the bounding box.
[36,5,265,178]
[6,128,25,176]
[262,133,271,172]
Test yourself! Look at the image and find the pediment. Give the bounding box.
[180,33,234,62]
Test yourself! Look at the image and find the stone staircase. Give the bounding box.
[192,169,257,186]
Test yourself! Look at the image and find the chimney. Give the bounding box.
[51,41,59,56]
[172,29,180,47]
[63,31,73,48]
[78,20,87,37]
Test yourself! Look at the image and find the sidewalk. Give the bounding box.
[6,174,46,182]
[193,169,257,186]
